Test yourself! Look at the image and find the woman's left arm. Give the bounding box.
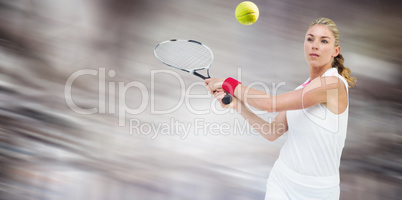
[206,76,345,113]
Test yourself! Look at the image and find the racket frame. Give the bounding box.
[154,39,213,80]
[154,39,233,105]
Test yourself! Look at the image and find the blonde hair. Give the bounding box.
[309,17,357,87]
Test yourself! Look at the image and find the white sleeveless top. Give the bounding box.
[279,68,349,177]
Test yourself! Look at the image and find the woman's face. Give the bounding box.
[304,24,340,68]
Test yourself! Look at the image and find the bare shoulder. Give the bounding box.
[305,76,346,92]
[319,76,348,114]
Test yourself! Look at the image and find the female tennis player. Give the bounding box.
[205,17,356,199]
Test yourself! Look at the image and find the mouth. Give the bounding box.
[310,53,319,57]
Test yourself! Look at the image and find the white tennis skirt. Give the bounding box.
[265,159,340,200]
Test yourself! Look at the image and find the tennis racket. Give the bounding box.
[154,39,232,105]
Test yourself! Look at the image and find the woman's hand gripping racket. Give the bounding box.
[154,39,233,105]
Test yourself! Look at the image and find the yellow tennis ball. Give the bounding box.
[235,1,259,25]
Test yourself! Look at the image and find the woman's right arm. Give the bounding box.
[211,85,289,142]
[238,101,288,142]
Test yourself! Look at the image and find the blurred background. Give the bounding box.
[0,0,401,199]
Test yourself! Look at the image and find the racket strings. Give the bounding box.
[155,41,213,71]
[157,44,208,69]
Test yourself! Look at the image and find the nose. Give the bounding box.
[312,41,319,50]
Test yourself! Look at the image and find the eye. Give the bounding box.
[321,40,328,44]
[307,38,313,42]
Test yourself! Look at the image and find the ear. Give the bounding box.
[332,46,341,57]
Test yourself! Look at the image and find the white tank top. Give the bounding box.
[279,68,349,177]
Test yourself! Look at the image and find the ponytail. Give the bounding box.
[332,53,357,88]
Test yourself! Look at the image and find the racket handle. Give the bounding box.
[222,94,233,105]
